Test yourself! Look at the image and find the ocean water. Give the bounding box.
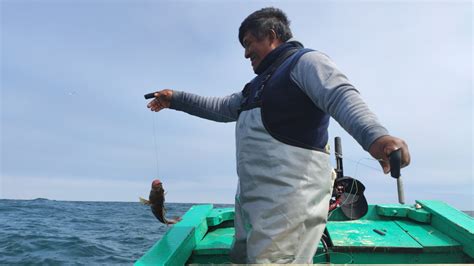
[0,199,230,265]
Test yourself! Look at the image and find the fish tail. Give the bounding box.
[139,197,151,205]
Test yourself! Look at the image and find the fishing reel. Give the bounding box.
[328,137,369,220]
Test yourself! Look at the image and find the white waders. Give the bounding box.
[229,108,333,264]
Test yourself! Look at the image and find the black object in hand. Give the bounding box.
[144,93,155,99]
[389,149,401,178]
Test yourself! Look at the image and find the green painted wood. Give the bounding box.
[327,220,422,250]
[407,208,431,223]
[376,204,431,223]
[417,200,474,258]
[186,254,231,264]
[190,219,471,264]
[418,200,473,233]
[135,204,213,266]
[206,208,234,226]
[376,204,410,218]
[395,220,461,252]
[312,250,471,264]
[139,203,474,264]
[194,227,234,255]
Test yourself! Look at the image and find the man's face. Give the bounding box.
[242,31,282,71]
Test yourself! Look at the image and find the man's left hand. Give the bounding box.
[369,135,410,174]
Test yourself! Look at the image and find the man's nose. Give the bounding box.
[244,48,250,59]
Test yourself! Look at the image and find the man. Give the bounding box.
[147,7,410,264]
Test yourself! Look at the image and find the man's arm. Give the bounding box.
[290,51,410,172]
[147,89,242,123]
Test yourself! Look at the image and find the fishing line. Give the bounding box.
[313,251,354,264]
[347,157,384,175]
[151,113,160,178]
[327,176,360,221]
[328,156,381,220]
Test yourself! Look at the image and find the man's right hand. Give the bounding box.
[368,135,410,174]
[147,89,173,112]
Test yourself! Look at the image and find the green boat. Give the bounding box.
[135,138,473,264]
[135,200,473,264]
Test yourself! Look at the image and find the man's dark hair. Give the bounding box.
[239,7,293,46]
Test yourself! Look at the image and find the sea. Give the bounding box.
[1,199,472,265]
[0,199,231,265]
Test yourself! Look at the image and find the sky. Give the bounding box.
[1,0,472,211]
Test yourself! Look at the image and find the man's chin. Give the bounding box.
[251,63,259,72]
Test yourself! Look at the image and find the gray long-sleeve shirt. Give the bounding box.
[170,50,388,151]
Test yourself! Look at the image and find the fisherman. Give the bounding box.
[146,7,410,264]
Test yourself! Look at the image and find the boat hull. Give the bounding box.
[136,200,474,265]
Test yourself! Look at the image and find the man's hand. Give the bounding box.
[147,89,173,112]
[369,135,410,174]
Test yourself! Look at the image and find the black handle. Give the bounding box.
[335,137,342,157]
[389,149,402,179]
[144,93,155,99]
[334,137,344,178]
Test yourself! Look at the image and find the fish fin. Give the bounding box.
[166,217,182,225]
[139,197,151,205]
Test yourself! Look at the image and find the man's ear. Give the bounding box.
[268,29,283,46]
[268,29,278,42]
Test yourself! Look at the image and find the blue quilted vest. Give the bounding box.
[239,43,330,152]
